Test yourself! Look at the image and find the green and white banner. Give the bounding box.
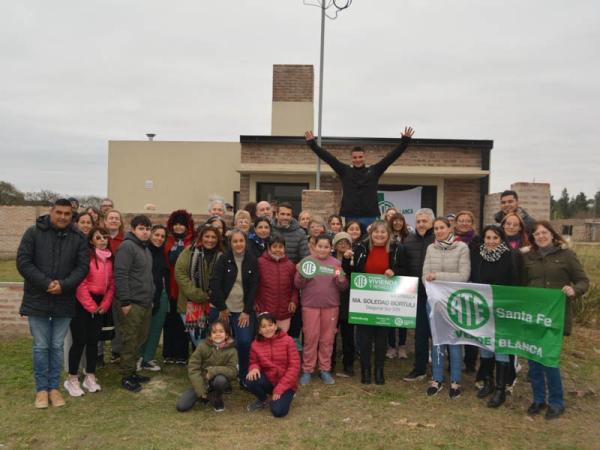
[425,281,566,367]
[349,273,419,328]
[298,257,341,279]
[377,187,422,227]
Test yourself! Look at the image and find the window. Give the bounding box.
[256,182,309,217]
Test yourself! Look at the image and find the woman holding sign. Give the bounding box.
[295,235,348,385]
[342,220,407,385]
[423,217,471,399]
[521,221,589,419]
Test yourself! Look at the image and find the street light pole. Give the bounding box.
[304,0,352,190]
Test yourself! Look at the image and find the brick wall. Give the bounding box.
[0,206,47,258]
[483,192,501,225]
[273,65,313,102]
[239,175,251,207]
[301,190,337,219]
[444,179,482,228]
[0,283,28,336]
[511,182,550,221]
[241,143,482,168]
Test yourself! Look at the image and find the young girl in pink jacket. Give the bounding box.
[64,227,115,396]
[295,234,348,385]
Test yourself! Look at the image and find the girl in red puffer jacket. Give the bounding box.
[245,313,300,418]
[254,236,298,332]
[65,227,115,397]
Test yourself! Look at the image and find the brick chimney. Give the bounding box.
[271,65,314,136]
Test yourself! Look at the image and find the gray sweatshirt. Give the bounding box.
[114,232,155,308]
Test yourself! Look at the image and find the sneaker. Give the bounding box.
[142,360,161,372]
[247,399,267,412]
[110,352,121,364]
[175,358,188,365]
[132,373,150,383]
[527,402,547,415]
[449,384,462,399]
[300,372,312,386]
[64,377,85,397]
[122,376,142,392]
[545,405,565,420]
[83,374,102,393]
[49,389,66,407]
[426,381,443,397]
[320,371,335,385]
[403,369,426,382]
[163,357,175,365]
[386,347,398,359]
[210,392,225,412]
[397,346,408,360]
[35,391,49,409]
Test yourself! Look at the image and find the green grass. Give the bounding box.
[0,259,21,282]
[1,330,600,450]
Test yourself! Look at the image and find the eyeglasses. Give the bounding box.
[101,203,113,208]
[94,235,109,241]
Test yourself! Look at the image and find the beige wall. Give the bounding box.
[271,101,314,136]
[108,141,240,214]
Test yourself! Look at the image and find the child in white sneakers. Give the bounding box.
[64,227,115,396]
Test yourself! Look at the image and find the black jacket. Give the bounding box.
[469,247,518,286]
[341,241,409,277]
[402,228,435,301]
[150,244,169,313]
[17,215,89,318]
[307,137,411,217]
[209,250,259,314]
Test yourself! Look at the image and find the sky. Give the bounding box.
[1,0,598,198]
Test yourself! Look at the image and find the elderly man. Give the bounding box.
[100,198,114,216]
[255,200,273,220]
[401,208,435,382]
[17,199,89,408]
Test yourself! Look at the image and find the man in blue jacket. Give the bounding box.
[17,198,89,408]
[305,126,415,228]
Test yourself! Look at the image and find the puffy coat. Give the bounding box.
[271,219,309,264]
[75,248,115,313]
[209,250,259,314]
[520,245,589,336]
[306,137,411,217]
[249,331,300,395]
[255,252,298,320]
[114,232,154,308]
[422,240,471,283]
[294,255,348,309]
[17,215,89,318]
[188,337,238,397]
[403,228,435,303]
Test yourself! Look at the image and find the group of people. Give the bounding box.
[16,127,589,420]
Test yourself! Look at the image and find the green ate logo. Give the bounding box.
[447,289,490,330]
[301,260,317,277]
[354,275,368,289]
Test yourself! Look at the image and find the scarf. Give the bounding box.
[479,242,510,262]
[248,232,268,253]
[505,234,522,250]
[435,233,456,250]
[455,229,476,244]
[168,236,186,265]
[184,246,219,332]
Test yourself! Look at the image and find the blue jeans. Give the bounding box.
[427,303,462,384]
[246,374,295,418]
[209,308,254,383]
[480,348,509,363]
[28,316,71,392]
[343,216,380,231]
[529,360,564,408]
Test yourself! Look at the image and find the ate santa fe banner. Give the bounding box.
[425,281,566,367]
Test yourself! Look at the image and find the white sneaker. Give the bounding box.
[83,374,102,393]
[64,377,85,397]
[386,348,397,359]
[141,360,161,372]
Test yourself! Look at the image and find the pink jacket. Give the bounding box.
[294,255,348,308]
[76,248,115,313]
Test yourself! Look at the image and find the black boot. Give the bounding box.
[476,358,495,399]
[375,367,385,385]
[360,365,371,385]
[488,361,509,408]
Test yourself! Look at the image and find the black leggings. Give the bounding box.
[69,302,103,375]
[357,325,387,369]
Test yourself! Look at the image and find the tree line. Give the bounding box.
[551,189,600,220]
[0,181,101,208]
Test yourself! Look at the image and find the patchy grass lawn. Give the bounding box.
[0,259,21,282]
[1,327,599,450]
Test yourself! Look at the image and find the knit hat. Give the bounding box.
[333,232,352,247]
